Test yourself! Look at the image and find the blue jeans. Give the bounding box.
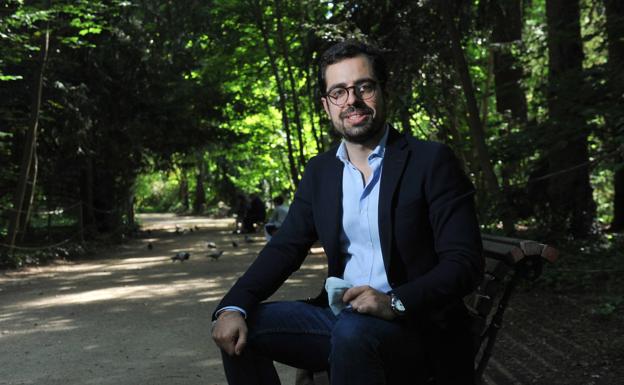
[220,301,426,385]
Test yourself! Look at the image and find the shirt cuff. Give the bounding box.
[215,306,247,319]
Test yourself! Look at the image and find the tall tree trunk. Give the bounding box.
[274,0,306,168]
[440,0,515,235]
[179,171,189,212]
[81,156,96,235]
[545,0,595,237]
[6,1,50,251]
[193,152,206,214]
[306,64,323,154]
[605,0,624,232]
[398,85,414,135]
[19,147,38,242]
[250,0,299,187]
[490,0,528,122]
[490,0,529,225]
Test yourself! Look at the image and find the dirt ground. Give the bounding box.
[0,214,327,385]
[1,214,622,385]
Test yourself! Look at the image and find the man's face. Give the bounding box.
[321,55,386,144]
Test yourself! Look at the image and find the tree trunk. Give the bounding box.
[6,1,50,251]
[193,152,206,214]
[490,0,529,226]
[545,0,595,237]
[19,147,38,242]
[490,0,528,122]
[398,86,414,135]
[179,171,189,212]
[306,64,323,154]
[81,156,96,235]
[605,0,624,232]
[250,0,299,188]
[440,0,515,235]
[274,0,306,168]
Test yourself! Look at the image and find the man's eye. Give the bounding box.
[330,88,346,98]
[359,83,374,92]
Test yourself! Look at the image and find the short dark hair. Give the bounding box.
[318,40,388,94]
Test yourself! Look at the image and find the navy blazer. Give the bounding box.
[215,127,483,324]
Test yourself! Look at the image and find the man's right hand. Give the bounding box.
[212,310,248,356]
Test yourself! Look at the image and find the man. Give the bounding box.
[264,195,289,240]
[212,40,483,385]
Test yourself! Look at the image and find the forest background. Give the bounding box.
[0,0,623,313]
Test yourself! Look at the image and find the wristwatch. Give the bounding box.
[390,293,406,317]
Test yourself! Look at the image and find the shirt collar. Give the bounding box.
[336,124,389,164]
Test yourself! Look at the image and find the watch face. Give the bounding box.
[392,295,406,313]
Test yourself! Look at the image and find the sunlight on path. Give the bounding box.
[0,214,327,385]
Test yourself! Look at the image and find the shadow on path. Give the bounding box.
[0,215,326,385]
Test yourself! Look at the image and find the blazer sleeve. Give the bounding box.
[392,144,483,315]
[211,159,319,320]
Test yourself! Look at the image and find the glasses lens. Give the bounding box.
[328,87,347,105]
[358,82,376,99]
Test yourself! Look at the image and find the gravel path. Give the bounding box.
[0,214,326,385]
[1,214,621,385]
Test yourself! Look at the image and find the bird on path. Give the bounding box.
[207,250,224,261]
[175,225,182,235]
[231,241,238,248]
[171,252,190,262]
[194,225,200,231]
[147,243,153,250]
[207,241,217,249]
[244,235,254,243]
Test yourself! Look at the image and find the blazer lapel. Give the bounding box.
[320,149,344,276]
[378,128,409,276]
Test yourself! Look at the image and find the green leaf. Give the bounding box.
[0,74,23,81]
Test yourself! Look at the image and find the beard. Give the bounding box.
[333,105,385,144]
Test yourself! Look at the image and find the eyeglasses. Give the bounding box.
[325,81,377,106]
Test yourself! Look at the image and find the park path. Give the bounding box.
[0,214,327,385]
[1,214,621,385]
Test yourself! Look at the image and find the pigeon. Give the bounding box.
[244,235,253,243]
[175,225,181,235]
[207,241,217,249]
[231,241,238,248]
[207,250,224,261]
[147,243,153,250]
[171,252,190,262]
[194,225,200,231]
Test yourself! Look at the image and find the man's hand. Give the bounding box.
[342,285,396,320]
[211,310,248,356]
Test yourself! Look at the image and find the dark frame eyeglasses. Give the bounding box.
[324,81,377,106]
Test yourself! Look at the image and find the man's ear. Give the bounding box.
[321,97,330,116]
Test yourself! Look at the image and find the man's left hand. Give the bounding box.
[342,285,396,320]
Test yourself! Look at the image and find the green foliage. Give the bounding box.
[1,0,622,253]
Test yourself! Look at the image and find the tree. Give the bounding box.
[440,0,516,234]
[605,0,624,232]
[545,0,596,237]
[6,0,51,252]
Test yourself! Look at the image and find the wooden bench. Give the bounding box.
[295,234,558,385]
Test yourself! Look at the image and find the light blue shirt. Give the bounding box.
[216,127,391,319]
[336,126,391,293]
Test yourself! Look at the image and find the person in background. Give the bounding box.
[242,193,266,233]
[264,195,290,240]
